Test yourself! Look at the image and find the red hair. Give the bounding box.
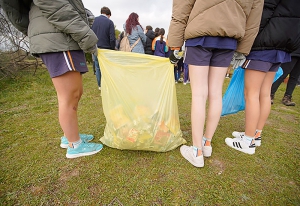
[125,12,143,35]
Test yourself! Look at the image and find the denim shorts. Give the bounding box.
[184,46,234,67]
[242,60,281,72]
[40,50,88,78]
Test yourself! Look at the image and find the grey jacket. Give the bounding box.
[124,24,147,54]
[0,0,98,55]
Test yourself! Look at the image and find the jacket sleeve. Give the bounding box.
[109,20,116,50]
[236,0,264,55]
[168,0,196,48]
[0,0,30,35]
[33,0,98,53]
[137,25,147,45]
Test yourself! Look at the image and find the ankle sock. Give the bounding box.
[255,130,262,139]
[202,136,212,147]
[193,146,202,157]
[70,139,82,149]
[244,135,255,145]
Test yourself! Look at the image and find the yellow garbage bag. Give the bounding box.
[98,49,186,152]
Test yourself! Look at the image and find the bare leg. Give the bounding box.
[244,69,267,137]
[257,71,276,130]
[204,66,228,140]
[189,65,209,149]
[52,71,83,146]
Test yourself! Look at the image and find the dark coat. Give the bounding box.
[144,30,155,55]
[251,0,300,53]
[92,15,116,50]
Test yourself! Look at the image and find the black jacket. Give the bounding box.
[251,0,300,53]
[144,30,155,55]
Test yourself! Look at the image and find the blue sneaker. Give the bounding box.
[66,142,103,158]
[60,134,94,149]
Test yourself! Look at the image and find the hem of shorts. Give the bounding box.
[50,70,88,78]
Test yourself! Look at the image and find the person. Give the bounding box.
[123,12,147,54]
[0,0,103,158]
[168,0,264,167]
[226,0,300,154]
[144,25,155,55]
[154,27,160,38]
[183,62,190,85]
[271,48,300,106]
[174,57,183,83]
[91,6,116,90]
[152,28,169,57]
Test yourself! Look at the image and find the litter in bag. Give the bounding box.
[97,49,186,152]
[221,67,283,116]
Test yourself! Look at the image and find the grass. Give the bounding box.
[0,66,299,205]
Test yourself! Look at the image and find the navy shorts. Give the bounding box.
[242,60,281,72]
[184,46,234,67]
[40,50,88,78]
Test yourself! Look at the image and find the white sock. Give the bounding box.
[202,136,212,147]
[243,135,254,145]
[70,139,82,149]
[192,146,202,157]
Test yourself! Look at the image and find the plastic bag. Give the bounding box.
[97,49,186,152]
[221,67,283,116]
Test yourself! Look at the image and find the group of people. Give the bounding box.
[1,0,299,166]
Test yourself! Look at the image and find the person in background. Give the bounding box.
[144,25,155,55]
[271,48,300,106]
[154,27,160,38]
[168,0,263,167]
[183,62,190,85]
[227,0,300,154]
[123,12,147,54]
[0,0,103,158]
[91,6,116,90]
[152,28,169,57]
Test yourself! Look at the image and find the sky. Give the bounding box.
[82,0,173,34]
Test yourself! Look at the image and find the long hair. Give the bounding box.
[158,28,165,43]
[125,12,143,35]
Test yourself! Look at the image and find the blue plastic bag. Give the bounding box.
[221,66,245,116]
[221,67,283,116]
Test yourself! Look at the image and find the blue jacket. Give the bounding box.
[124,24,147,54]
[92,15,116,50]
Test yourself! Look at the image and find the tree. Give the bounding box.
[0,8,39,79]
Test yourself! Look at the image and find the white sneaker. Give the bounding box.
[202,146,212,157]
[183,82,187,85]
[225,137,256,154]
[232,131,261,146]
[98,87,101,90]
[180,145,204,167]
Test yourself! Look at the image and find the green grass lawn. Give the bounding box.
[0,66,299,205]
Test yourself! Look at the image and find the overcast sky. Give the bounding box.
[82,0,173,34]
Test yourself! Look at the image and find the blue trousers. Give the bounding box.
[93,54,101,87]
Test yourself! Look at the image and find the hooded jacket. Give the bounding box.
[0,0,98,55]
[168,0,264,55]
[144,30,155,55]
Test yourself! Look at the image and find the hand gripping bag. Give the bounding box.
[221,66,284,116]
[97,49,186,152]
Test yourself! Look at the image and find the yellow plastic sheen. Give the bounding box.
[98,49,186,152]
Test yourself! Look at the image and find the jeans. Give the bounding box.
[271,56,300,96]
[93,54,101,87]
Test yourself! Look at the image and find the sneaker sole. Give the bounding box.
[66,147,103,159]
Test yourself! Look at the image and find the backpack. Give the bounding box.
[119,33,140,52]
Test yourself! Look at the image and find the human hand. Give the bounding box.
[169,49,181,64]
[230,52,246,69]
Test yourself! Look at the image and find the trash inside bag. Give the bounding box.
[98,49,186,152]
